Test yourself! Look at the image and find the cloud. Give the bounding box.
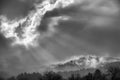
[0,0,81,48]
[0,0,120,78]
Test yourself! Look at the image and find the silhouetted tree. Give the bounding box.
[16,73,29,80]
[75,74,81,80]
[108,66,120,80]
[7,77,16,80]
[43,71,63,80]
[68,74,76,80]
[6,68,119,80]
[101,74,107,80]
[0,77,4,80]
[84,72,93,80]
[16,72,42,80]
[68,74,81,80]
[93,69,102,80]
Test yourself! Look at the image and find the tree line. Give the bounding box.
[0,66,120,80]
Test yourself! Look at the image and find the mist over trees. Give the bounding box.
[1,66,120,80]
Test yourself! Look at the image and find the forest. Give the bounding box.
[0,66,120,80]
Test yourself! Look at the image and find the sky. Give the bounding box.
[0,0,120,78]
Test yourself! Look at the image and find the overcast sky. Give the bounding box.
[0,0,120,77]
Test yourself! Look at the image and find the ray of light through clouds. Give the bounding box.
[0,0,84,77]
[0,0,79,48]
[0,0,120,77]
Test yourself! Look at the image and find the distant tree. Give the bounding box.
[93,69,102,80]
[101,74,107,80]
[16,72,42,80]
[68,74,75,80]
[4,68,117,80]
[84,72,93,80]
[16,73,29,80]
[0,77,4,80]
[30,72,43,80]
[43,71,63,80]
[7,77,16,80]
[75,74,81,80]
[107,66,120,80]
[68,74,81,80]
